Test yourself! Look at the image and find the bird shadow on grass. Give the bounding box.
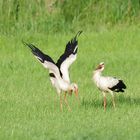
[116,95,140,106]
[81,95,140,109]
[81,98,109,109]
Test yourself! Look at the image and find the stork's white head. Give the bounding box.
[95,62,105,72]
[68,83,78,98]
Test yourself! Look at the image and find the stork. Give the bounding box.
[23,31,82,111]
[92,62,126,111]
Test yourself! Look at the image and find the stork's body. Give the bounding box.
[93,62,126,111]
[23,31,82,111]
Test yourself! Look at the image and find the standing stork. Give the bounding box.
[92,62,126,111]
[23,31,82,111]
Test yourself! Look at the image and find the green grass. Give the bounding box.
[1,0,140,34]
[0,25,140,140]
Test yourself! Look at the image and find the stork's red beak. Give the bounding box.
[96,63,104,70]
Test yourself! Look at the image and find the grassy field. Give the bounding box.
[1,0,140,34]
[0,25,140,140]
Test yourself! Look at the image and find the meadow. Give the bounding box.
[0,0,140,139]
[0,25,140,140]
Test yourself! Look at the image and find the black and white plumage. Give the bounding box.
[56,31,81,83]
[23,31,82,111]
[49,31,82,97]
[93,62,126,110]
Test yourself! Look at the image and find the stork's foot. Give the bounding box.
[64,92,71,112]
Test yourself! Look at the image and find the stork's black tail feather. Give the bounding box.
[109,80,126,92]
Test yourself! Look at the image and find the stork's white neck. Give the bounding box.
[93,70,102,81]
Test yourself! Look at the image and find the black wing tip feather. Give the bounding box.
[75,31,83,39]
[65,30,83,53]
[69,30,83,45]
[22,40,36,51]
[109,80,127,93]
[72,30,83,43]
[76,30,83,38]
[56,31,82,70]
[22,40,39,54]
[22,41,44,62]
[23,41,56,65]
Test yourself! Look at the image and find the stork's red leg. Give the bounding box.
[104,96,107,111]
[102,92,106,111]
[64,92,71,111]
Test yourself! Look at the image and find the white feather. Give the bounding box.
[43,61,61,79]
[60,54,77,83]
[93,71,119,92]
[50,76,61,95]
